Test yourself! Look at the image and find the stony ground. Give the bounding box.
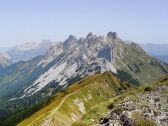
[99,85,168,126]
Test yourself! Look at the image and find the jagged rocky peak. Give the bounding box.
[87,32,93,38]
[46,42,63,57]
[15,42,39,51]
[63,35,77,49]
[40,40,53,46]
[130,41,139,46]
[67,35,77,41]
[107,32,117,39]
[130,41,145,51]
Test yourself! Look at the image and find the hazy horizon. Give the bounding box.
[0,32,168,49]
[0,0,168,47]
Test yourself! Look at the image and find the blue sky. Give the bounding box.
[0,0,168,47]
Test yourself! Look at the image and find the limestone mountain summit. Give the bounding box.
[0,32,167,99]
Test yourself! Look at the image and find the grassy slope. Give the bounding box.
[114,41,168,84]
[73,75,168,126]
[17,72,133,126]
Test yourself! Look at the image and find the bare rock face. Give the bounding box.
[107,32,117,39]
[46,42,63,58]
[100,85,168,126]
[63,35,77,49]
[0,53,11,66]
[87,32,93,38]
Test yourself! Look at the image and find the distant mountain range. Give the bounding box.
[140,43,168,63]
[0,40,55,66]
[154,55,168,63]
[0,47,11,52]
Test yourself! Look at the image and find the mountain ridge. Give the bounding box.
[0,40,55,66]
[140,43,168,63]
[17,71,134,126]
[0,32,167,126]
[0,32,167,100]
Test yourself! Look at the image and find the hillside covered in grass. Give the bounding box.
[17,72,134,126]
[74,75,168,126]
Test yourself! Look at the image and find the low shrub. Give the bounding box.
[144,86,153,92]
[107,103,114,110]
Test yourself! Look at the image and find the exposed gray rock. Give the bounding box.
[107,32,117,39]
[87,32,93,38]
[100,85,168,126]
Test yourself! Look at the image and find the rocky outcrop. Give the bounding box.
[63,35,77,49]
[100,85,168,126]
[107,32,117,39]
[87,32,93,38]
